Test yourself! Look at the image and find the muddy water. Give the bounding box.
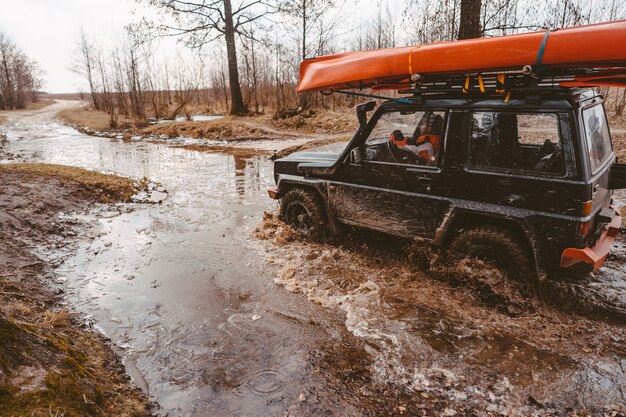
[2,101,626,416]
[2,102,362,415]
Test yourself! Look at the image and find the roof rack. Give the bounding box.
[397,67,626,104]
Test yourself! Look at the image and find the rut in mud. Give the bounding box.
[1,100,625,416]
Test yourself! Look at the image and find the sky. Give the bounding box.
[0,0,141,93]
[0,0,393,94]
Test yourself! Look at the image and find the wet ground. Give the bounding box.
[1,101,626,416]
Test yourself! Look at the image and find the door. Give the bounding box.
[330,109,449,238]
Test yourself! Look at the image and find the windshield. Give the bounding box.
[582,104,613,174]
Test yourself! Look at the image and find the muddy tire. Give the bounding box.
[280,188,327,239]
[448,226,534,280]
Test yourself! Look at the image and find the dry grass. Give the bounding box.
[57,107,138,131]
[59,104,358,142]
[0,163,135,203]
[269,109,357,134]
[141,109,357,141]
[57,107,114,131]
[24,99,55,111]
[0,166,150,416]
[141,116,280,141]
[0,115,6,125]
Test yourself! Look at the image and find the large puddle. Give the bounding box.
[2,101,625,416]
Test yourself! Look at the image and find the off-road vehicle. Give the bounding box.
[268,82,625,279]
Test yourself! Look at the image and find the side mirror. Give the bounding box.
[349,147,363,164]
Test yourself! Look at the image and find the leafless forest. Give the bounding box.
[70,0,626,122]
[0,33,43,110]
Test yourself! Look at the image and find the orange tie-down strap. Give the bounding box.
[561,74,626,88]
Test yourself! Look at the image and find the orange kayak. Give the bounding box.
[297,20,626,92]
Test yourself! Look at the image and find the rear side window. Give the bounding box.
[582,104,612,174]
[469,112,565,175]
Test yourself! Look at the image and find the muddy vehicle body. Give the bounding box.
[269,89,626,278]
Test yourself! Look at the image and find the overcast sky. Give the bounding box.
[0,0,395,94]
[0,0,141,93]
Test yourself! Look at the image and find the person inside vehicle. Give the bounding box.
[389,112,444,164]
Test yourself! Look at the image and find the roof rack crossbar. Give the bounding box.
[395,68,621,103]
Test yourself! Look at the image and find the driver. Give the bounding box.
[389,113,444,163]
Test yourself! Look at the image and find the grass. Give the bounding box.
[57,107,116,131]
[24,99,55,111]
[0,164,150,416]
[0,163,136,203]
[141,116,278,140]
[141,110,357,140]
[58,103,358,141]
[269,109,357,134]
[0,312,148,416]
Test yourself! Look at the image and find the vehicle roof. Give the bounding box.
[381,88,599,111]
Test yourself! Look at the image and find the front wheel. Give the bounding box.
[448,226,534,281]
[280,188,327,239]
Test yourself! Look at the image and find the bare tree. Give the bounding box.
[73,29,100,110]
[142,0,276,115]
[0,32,42,110]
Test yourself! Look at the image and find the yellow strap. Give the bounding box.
[477,74,485,93]
[463,75,470,93]
[496,74,505,93]
[407,46,421,76]
[504,92,511,102]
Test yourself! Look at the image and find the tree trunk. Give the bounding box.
[298,0,310,110]
[458,0,482,40]
[223,0,247,115]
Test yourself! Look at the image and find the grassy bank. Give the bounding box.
[0,163,136,203]
[57,107,139,131]
[141,116,282,141]
[58,105,358,141]
[0,163,149,416]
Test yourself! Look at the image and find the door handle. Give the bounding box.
[417,176,431,184]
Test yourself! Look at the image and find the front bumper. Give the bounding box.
[560,207,622,270]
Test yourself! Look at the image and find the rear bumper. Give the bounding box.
[560,207,622,270]
[267,186,279,200]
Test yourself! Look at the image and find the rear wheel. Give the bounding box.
[448,226,534,280]
[280,188,327,239]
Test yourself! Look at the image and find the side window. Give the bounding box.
[469,112,565,175]
[365,110,446,167]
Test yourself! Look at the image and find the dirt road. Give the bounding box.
[2,101,625,416]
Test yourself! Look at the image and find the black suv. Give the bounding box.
[268,89,625,279]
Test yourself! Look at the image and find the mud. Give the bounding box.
[255,210,626,416]
[2,100,625,416]
[0,166,150,415]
